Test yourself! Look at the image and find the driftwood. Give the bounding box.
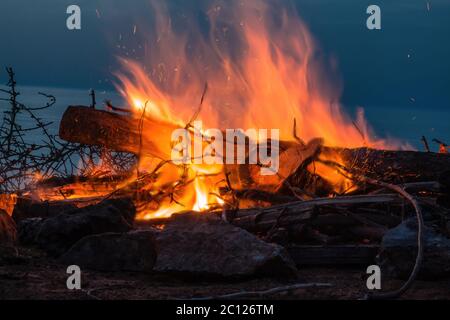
[223,194,403,232]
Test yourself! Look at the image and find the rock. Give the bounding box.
[438,170,450,209]
[445,221,450,238]
[60,231,156,272]
[12,197,77,223]
[34,198,135,257]
[0,210,17,246]
[151,212,298,278]
[378,218,450,279]
[439,170,450,193]
[17,218,43,246]
[437,195,450,209]
[0,245,19,265]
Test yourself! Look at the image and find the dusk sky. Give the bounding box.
[0,0,449,146]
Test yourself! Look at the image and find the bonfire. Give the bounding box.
[1,0,449,300]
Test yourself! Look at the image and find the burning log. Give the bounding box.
[242,137,324,191]
[59,105,180,160]
[59,106,296,162]
[59,105,296,161]
[59,106,450,187]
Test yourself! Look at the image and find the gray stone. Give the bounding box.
[12,197,77,223]
[17,217,43,246]
[438,170,450,208]
[151,213,298,278]
[379,218,450,279]
[34,198,135,257]
[439,170,450,193]
[60,231,156,272]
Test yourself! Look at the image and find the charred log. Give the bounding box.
[328,147,450,184]
[223,194,403,232]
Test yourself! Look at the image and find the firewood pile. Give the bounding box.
[1,72,450,299]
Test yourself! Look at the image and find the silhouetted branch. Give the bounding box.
[0,67,136,194]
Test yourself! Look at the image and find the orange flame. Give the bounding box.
[116,1,389,145]
[112,1,394,218]
[26,1,402,219]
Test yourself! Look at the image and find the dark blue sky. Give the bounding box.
[0,0,449,114]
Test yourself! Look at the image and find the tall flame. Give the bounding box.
[112,0,392,218]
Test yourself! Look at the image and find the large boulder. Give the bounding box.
[60,231,156,272]
[33,198,135,256]
[439,170,450,193]
[12,197,77,223]
[378,218,450,279]
[437,170,450,208]
[0,210,17,246]
[151,213,298,278]
[17,217,43,246]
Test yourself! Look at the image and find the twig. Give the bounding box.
[231,188,297,204]
[292,118,305,146]
[104,100,132,113]
[352,120,367,146]
[185,83,208,130]
[89,89,96,108]
[432,138,448,147]
[81,283,137,300]
[421,136,430,152]
[433,138,449,154]
[189,283,333,300]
